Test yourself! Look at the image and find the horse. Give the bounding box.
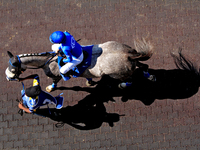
[5,39,156,92]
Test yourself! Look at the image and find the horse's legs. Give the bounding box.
[52,77,62,88]
[118,82,132,89]
[46,76,62,92]
[86,78,92,82]
[136,61,156,81]
[119,61,156,89]
[86,78,96,86]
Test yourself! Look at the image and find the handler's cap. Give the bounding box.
[25,85,41,98]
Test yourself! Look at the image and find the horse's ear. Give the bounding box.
[7,51,13,58]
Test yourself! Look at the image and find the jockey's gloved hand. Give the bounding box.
[63,57,71,63]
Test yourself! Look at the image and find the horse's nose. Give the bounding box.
[11,68,16,72]
[5,67,16,79]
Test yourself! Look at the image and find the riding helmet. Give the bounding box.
[49,31,66,43]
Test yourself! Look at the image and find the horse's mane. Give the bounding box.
[18,52,54,58]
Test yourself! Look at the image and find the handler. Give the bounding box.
[49,31,83,77]
[18,74,64,114]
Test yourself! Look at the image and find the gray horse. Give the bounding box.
[5,39,155,92]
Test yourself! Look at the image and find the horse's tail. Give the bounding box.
[171,48,200,77]
[128,38,153,61]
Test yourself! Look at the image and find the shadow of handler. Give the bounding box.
[36,102,122,130]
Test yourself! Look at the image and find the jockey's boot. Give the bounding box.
[60,71,71,79]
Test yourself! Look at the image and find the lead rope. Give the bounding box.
[16,82,25,116]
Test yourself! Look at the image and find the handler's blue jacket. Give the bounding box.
[21,76,57,113]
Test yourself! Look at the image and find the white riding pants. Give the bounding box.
[60,53,84,74]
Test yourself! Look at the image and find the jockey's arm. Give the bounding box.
[62,46,72,62]
[18,102,31,113]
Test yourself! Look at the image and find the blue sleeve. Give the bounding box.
[62,46,72,62]
[29,109,34,113]
[58,45,62,50]
[28,107,37,113]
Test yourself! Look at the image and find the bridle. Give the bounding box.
[7,52,57,80]
[7,55,23,80]
[23,52,57,69]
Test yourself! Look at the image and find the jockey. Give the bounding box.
[49,31,83,77]
[18,74,64,114]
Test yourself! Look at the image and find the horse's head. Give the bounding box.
[5,51,26,81]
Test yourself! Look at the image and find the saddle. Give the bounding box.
[58,45,93,81]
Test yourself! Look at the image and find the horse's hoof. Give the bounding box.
[148,75,156,82]
[86,80,95,86]
[46,85,54,92]
[118,83,127,89]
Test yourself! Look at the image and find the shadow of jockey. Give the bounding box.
[49,31,83,79]
[18,74,64,115]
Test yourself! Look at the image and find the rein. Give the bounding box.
[20,52,57,69]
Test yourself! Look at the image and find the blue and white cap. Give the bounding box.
[49,31,66,43]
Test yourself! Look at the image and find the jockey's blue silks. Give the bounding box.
[50,31,83,75]
[57,45,93,81]
[51,31,82,61]
[62,32,82,60]
[86,78,92,81]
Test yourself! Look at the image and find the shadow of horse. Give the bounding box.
[122,68,200,104]
[56,50,200,106]
[35,62,200,129]
[35,102,123,130]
